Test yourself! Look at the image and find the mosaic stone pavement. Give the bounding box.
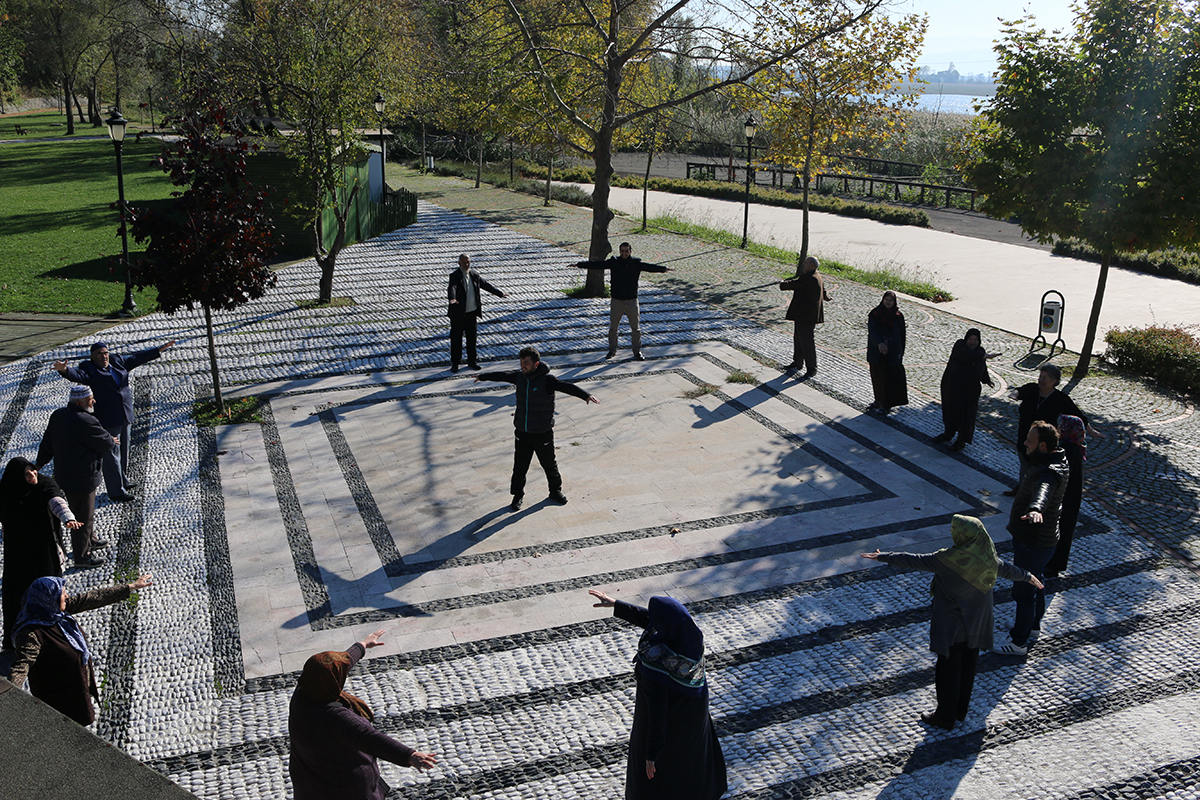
[2,202,1200,799]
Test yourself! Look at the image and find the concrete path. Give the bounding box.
[1,176,1198,800]
[585,184,1200,354]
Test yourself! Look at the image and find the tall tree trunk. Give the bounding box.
[475,132,482,188]
[421,121,426,171]
[799,146,813,267]
[63,76,75,135]
[205,305,225,415]
[1074,251,1111,379]
[544,148,553,206]
[73,92,85,124]
[641,144,655,231]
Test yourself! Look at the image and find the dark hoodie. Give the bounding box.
[476,362,592,433]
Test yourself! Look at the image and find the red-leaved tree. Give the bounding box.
[130,78,278,414]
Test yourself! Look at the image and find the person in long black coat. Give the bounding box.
[1046,414,1086,577]
[934,328,997,451]
[866,291,908,414]
[590,589,727,800]
[1,457,81,647]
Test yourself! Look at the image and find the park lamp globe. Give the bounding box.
[106,109,128,143]
[744,114,756,141]
[374,92,386,116]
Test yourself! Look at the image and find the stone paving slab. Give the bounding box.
[1,192,1199,800]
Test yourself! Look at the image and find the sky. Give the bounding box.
[898,0,1078,76]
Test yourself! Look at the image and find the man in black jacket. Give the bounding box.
[476,346,599,510]
[995,420,1069,655]
[1004,363,1093,495]
[35,385,117,568]
[575,242,671,361]
[448,254,507,373]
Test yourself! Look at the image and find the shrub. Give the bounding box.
[1053,240,1200,286]
[1104,325,1200,395]
[610,175,930,228]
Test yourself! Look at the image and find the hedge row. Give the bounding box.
[1053,239,1200,287]
[609,175,930,228]
[1104,325,1200,395]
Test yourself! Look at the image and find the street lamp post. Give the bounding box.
[374,92,386,196]
[105,109,137,317]
[741,114,757,249]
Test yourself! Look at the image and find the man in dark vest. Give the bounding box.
[448,254,507,373]
[53,338,174,501]
[994,420,1069,656]
[35,385,117,568]
[476,346,599,510]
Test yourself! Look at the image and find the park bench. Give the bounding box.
[13,124,29,135]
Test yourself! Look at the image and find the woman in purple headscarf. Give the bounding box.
[590,589,727,800]
[1046,414,1086,577]
[6,573,152,725]
[2,457,81,646]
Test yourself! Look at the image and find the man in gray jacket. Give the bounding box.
[994,420,1069,655]
[35,385,118,568]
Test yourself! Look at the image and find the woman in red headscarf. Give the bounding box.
[288,629,438,800]
[590,589,727,800]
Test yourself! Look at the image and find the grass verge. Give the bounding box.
[192,396,264,427]
[643,214,954,302]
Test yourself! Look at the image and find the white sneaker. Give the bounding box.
[993,638,1027,656]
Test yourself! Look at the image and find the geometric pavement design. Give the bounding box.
[1,202,1199,799]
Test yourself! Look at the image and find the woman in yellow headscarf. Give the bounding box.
[862,515,1043,730]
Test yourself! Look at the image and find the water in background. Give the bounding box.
[913,93,991,116]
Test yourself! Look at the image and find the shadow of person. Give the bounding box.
[468,499,552,539]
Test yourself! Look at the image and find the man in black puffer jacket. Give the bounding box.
[476,346,599,510]
[995,420,1069,656]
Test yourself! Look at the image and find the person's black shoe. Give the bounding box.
[1002,488,1018,497]
[950,440,967,451]
[123,481,137,490]
[920,711,955,731]
[75,555,105,569]
[90,538,110,549]
[511,495,524,511]
[782,362,800,371]
[604,351,616,360]
[450,364,460,373]
[468,363,481,370]
[548,490,568,505]
[632,352,645,361]
[111,492,136,502]
[802,370,816,379]
[932,432,953,443]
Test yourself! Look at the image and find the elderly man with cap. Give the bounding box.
[35,385,118,568]
[53,339,174,501]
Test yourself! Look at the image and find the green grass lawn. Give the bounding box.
[0,108,156,139]
[0,137,171,315]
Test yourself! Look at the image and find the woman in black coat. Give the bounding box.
[1046,414,1086,577]
[590,589,727,800]
[1,457,81,646]
[934,328,997,450]
[866,291,908,414]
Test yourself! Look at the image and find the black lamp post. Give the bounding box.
[741,114,757,249]
[374,92,386,196]
[105,109,136,317]
[148,86,155,135]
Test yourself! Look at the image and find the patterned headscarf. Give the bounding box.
[934,515,1000,594]
[1058,414,1087,460]
[11,576,90,659]
[634,596,707,697]
[296,650,374,720]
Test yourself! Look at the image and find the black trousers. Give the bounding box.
[63,488,96,560]
[449,313,479,367]
[934,642,979,722]
[792,323,817,372]
[511,430,560,496]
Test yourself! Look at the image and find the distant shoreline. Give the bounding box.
[899,82,997,98]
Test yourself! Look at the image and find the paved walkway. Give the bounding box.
[0,172,1198,799]
[578,184,1200,355]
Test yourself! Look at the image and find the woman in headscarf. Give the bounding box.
[862,516,1042,730]
[6,573,152,725]
[934,328,998,450]
[288,629,438,800]
[1,457,82,647]
[866,290,908,414]
[589,589,727,800]
[1046,414,1086,578]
